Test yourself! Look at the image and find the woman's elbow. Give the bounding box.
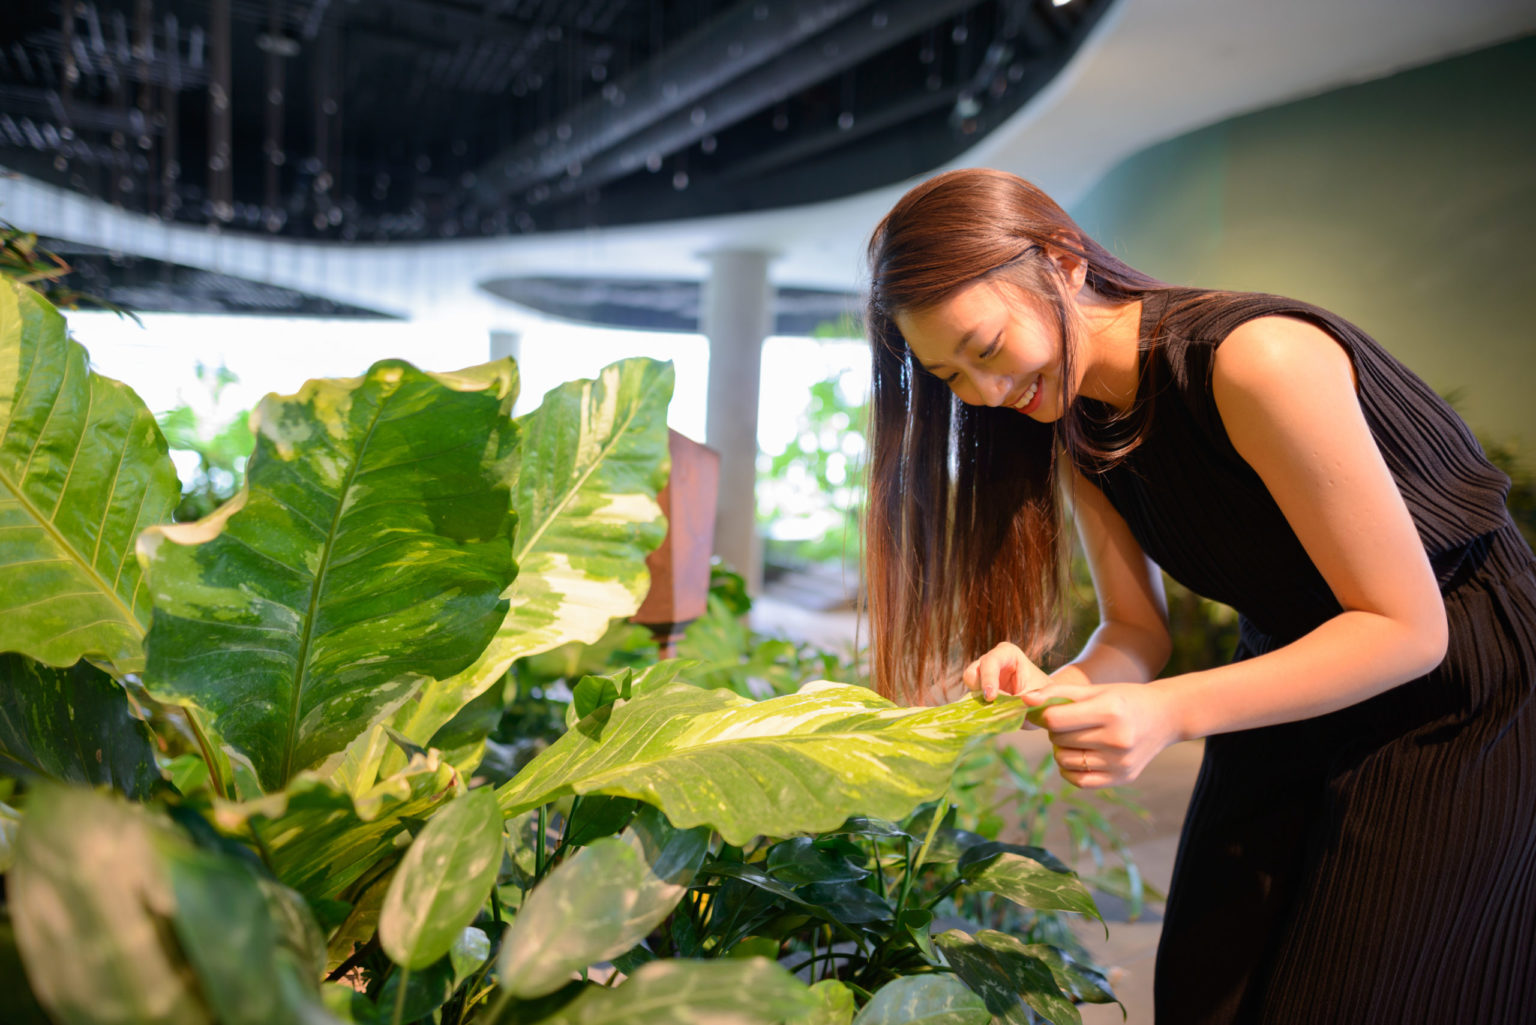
[1400,598,1449,678]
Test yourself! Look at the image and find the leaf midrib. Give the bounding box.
[278,395,388,786]
[513,373,662,563]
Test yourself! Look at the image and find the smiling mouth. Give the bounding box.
[1013,375,1043,415]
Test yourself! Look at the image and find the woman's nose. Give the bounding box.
[977,374,1011,407]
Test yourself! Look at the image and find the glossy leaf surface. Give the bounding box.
[0,282,179,674]
[498,804,709,998]
[957,842,1103,926]
[140,358,518,791]
[399,358,672,746]
[379,788,503,970]
[934,930,1080,1025]
[0,653,161,798]
[499,682,1027,846]
[852,975,990,1025]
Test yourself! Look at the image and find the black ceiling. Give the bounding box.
[2,0,1112,244]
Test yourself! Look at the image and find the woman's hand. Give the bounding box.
[1022,681,1184,788]
[962,642,1053,702]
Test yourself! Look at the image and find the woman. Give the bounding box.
[863,167,1536,1023]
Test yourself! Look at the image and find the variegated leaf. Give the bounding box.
[934,930,1080,1025]
[210,752,458,909]
[852,975,989,1025]
[396,357,672,749]
[956,842,1103,927]
[0,652,161,799]
[379,788,502,970]
[10,785,336,1025]
[531,957,818,1025]
[0,281,180,676]
[498,682,1027,846]
[139,359,519,792]
[497,804,709,998]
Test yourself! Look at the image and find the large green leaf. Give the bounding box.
[852,975,989,1025]
[498,682,1027,846]
[9,785,339,1025]
[0,652,161,798]
[396,358,673,748]
[498,804,709,998]
[934,930,1080,1025]
[529,957,818,1025]
[0,281,180,675]
[140,358,520,791]
[379,787,503,970]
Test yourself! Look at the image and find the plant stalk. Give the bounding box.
[391,965,410,1025]
[182,707,228,799]
[535,804,548,880]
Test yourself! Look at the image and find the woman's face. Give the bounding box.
[893,278,1067,422]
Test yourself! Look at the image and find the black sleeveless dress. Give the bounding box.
[1077,288,1536,1024]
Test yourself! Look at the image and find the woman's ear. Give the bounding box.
[1043,236,1089,296]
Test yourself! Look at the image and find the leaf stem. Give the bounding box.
[182,707,228,800]
[535,804,548,880]
[391,965,410,1025]
[897,793,949,914]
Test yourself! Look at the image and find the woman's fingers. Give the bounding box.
[962,643,1057,702]
[1053,744,1113,788]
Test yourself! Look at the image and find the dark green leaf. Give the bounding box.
[0,914,52,1025]
[376,957,455,1023]
[957,842,1103,927]
[0,653,162,798]
[768,836,871,885]
[1017,942,1120,1007]
[800,880,894,926]
[563,794,640,847]
[935,929,1081,1025]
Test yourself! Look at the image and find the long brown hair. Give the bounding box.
[863,168,1166,705]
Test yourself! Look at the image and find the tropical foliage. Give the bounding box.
[0,278,1117,1025]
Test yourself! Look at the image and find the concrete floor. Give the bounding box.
[751,587,1205,1025]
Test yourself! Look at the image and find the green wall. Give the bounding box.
[1069,35,1536,465]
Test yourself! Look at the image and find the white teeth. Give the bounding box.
[1017,379,1039,409]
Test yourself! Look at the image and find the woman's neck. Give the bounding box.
[1075,290,1145,411]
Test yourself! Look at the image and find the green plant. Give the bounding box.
[155,362,257,522]
[758,371,867,568]
[0,277,1115,1024]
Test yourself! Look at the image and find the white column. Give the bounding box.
[489,329,521,365]
[701,249,773,594]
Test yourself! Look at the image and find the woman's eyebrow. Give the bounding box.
[918,328,977,372]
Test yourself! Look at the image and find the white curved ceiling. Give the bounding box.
[5,0,1533,321]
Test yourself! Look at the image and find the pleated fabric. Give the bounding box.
[1078,289,1536,1024]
